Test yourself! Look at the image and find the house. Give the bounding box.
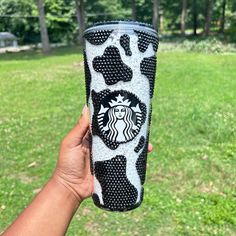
[0,32,18,48]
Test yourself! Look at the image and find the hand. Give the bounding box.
[53,105,93,204]
[53,105,153,204]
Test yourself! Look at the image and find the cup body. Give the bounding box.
[83,21,158,211]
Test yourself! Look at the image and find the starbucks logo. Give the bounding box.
[92,90,147,149]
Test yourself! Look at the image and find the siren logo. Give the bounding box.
[92,90,147,149]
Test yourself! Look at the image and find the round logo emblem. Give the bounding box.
[92,90,147,149]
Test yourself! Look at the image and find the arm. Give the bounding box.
[3,105,93,236]
[3,178,79,236]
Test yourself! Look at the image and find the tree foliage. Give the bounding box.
[0,0,39,43]
[0,0,235,44]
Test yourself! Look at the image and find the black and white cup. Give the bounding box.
[83,21,158,211]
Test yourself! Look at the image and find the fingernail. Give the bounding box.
[149,143,153,151]
[82,104,88,114]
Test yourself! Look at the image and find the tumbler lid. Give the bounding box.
[84,20,158,37]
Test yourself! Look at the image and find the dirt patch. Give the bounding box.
[85,221,101,236]
[198,182,226,196]
[11,172,38,184]
[82,207,91,216]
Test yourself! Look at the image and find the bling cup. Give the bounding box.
[83,21,158,211]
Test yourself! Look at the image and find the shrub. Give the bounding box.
[181,38,236,53]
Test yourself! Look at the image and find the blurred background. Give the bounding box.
[0,0,236,52]
[0,0,236,236]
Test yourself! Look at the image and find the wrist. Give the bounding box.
[49,174,82,209]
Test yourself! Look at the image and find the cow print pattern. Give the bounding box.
[83,50,91,104]
[94,155,138,211]
[91,89,147,150]
[84,23,158,211]
[134,136,145,153]
[93,46,133,85]
[140,56,157,98]
[84,30,113,45]
[136,137,149,185]
[120,34,132,56]
[134,30,159,53]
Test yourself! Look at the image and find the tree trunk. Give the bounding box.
[36,0,51,53]
[160,13,164,33]
[192,0,198,35]
[219,0,226,33]
[75,0,85,44]
[204,0,213,36]
[181,0,187,36]
[152,0,159,31]
[131,0,136,21]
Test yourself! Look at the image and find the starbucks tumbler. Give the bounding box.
[83,21,158,211]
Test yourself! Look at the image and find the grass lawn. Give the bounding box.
[0,47,236,235]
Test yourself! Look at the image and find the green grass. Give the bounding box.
[0,47,236,235]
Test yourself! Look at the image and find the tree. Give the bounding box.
[204,0,213,36]
[152,0,159,31]
[0,0,39,44]
[45,0,76,44]
[219,0,226,33]
[192,0,198,35]
[181,0,187,35]
[75,0,85,44]
[131,0,136,21]
[36,0,51,53]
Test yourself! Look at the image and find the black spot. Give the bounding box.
[134,30,158,53]
[91,89,147,150]
[140,102,147,124]
[93,46,133,85]
[83,50,91,104]
[120,34,132,56]
[94,155,138,211]
[87,131,94,175]
[148,103,152,127]
[140,56,157,98]
[84,30,113,45]
[136,138,149,185]
[134,136,145,153]
[92,193,100,205]
[140,187,144,202]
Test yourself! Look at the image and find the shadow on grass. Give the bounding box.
[0,46,84,61]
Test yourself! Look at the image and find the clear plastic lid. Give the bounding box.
[84,20,158,37]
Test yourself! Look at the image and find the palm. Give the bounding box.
[56,132,94,201]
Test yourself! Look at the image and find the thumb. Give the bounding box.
[63,105,90,148]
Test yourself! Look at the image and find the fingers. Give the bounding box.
[148,143,153,153]
[62,105,90,148]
